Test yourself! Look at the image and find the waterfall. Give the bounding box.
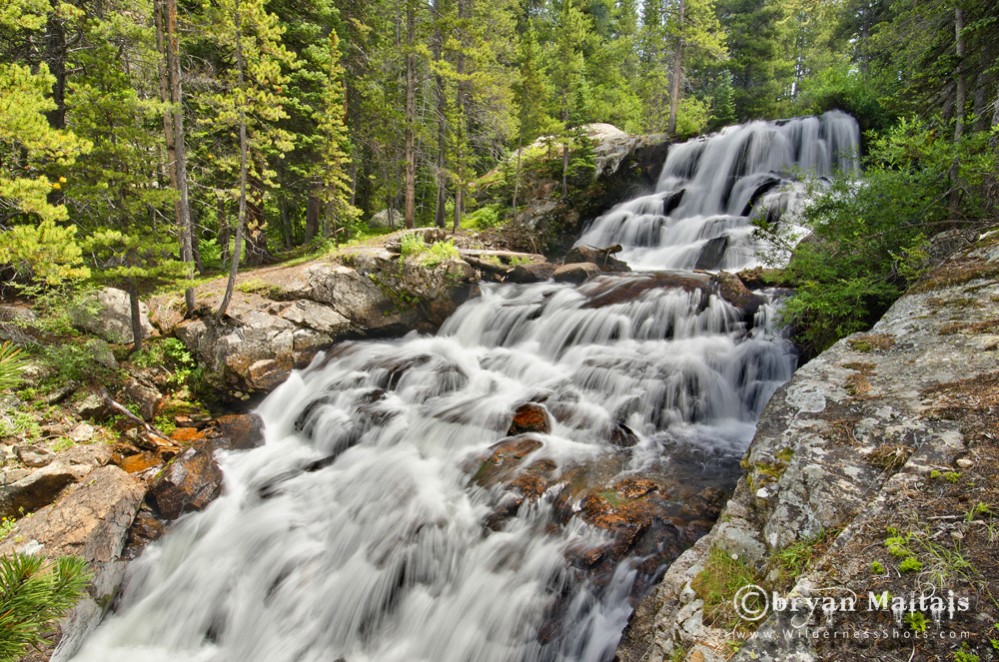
[577,110,860,271]
[71,114,858,662]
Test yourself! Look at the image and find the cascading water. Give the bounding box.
[577,110,860,271]
[72,112,859,662]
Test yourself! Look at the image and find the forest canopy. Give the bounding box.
[0,0,997,344]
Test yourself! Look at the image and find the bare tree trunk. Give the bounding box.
[433,0,448,229]
[305,194,320,242]
[561,109,570,198]
[217,0,247,320]
[949,6,966,220]
[451,0,468,233]
[127,282,144,353]
[667,0,686,137]
[512,144,521,224]
[166,0,196,314]
[404,1,417,229]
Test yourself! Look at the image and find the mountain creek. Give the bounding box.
[2,113,997,662]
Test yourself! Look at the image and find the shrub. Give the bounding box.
[399,233,427,259]
[774,118,997,354]
[0,554,90,660]
[420,239,460,268]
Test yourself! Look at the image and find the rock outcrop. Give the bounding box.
[616,230,999,662]
[151,244,478,396]
[70,288,156,345]
[0,466,145,662]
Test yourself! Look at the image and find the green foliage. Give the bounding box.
[898,556,923,573]
[463,205,503,230]
[795,61,889,133]
[777,118,998,354]
[130,338,196,390]
[0,409,41,442]
[0,554,91,660]
[0,342,28,392]
[953,644,980,662]
[673,97,713,140]
[690,546,765,629]
[39,340,113,386]
[0,516,15,539]
[419,239,459,268]
[770,529,833,586]
[903,610,928,633]
[398,233,427,259]
[870,560,884,574]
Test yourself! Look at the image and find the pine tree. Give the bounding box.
[0,2,91,286]
[316,31,360,238]
[66,0,183,351]
[199,0,295,317]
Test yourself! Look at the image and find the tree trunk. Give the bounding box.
[243,173,272,265]
[166,0,196,314]
[667,0,686,137]
[948,6,966,220]
[561,109,570,198]
[433,0,448,230]
[305,194,320,242]
[127,282,144,353]
[217,0,248,320]
[451,0,468,234]
[404,1,417,230]
[512,144,521,224]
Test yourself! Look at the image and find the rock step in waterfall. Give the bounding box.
[70,112,860,662]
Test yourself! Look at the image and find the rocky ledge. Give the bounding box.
[148,239,480,397]
[616,230,999,662]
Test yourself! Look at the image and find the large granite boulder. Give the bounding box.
[70,288,156,344]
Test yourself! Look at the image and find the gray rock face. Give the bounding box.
[616,234,999,662]
[368,208,402,230]
[70,288,156,344]
[0,466,144,662]
[164,246,478,396]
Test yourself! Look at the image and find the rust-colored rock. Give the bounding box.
[170,426,206,444]
[119,452,161,474]
[507,403,553,436]
[147,444,224,520]
[211,413,265,450]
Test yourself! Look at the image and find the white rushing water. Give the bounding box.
[577,110,860,271]
[72,113,859,662]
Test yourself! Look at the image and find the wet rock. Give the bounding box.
[553,262,602,284]
[563,244,631,272]
[472,437,545,488]
[147,443,224,520]
[508,262,556,283]
[122,505,166,559]
[694,236,729,270]
[610,422,639,448]
[0,466,145,661]
[581,271,711,309]
[69,287,156,344]
[710,271,764,319]
[508,403,553,436]
[211,413,265,450]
